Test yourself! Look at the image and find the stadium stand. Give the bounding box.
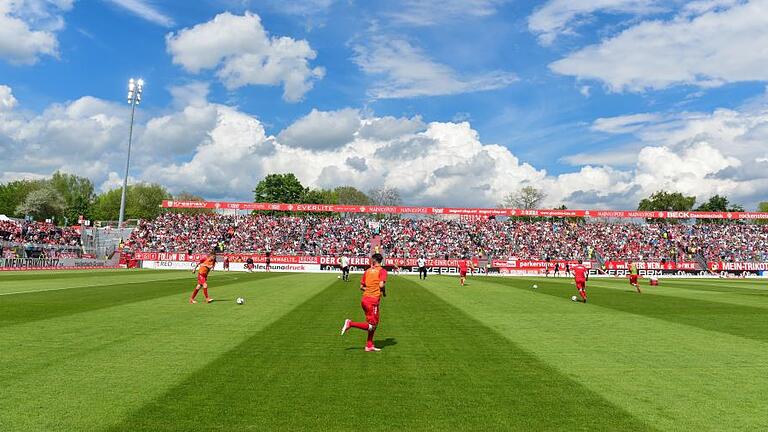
[125,214,768,263]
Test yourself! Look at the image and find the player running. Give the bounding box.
[572,259,588,303]
[629,263,642,293]
[340,253,387,352]
[190,252,216,304]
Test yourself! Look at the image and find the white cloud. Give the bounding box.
[550,1,768,92]
[0,0,73,64]
[3,86,768,209]
[166,12,325,102]
[387,0,508,26]
[353,37,517,99]
[591,113,663,133]
[277,108,360,151]
[528,0,667,45]
[0,84,17,110]
[103,0,174,27]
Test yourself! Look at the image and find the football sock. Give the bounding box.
[203,287,209,298]
[579,289,587,300]
[349,321,369,330]
[191,287,200,299]
[366,328,376,347]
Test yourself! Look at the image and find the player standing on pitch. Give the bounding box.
[573,259,588,303]
[340,253,387,352]
[340,254,350,281]
[629,262,641,293]
[190,251,216,304]
[458,258,470,286]
[418,256,427,280]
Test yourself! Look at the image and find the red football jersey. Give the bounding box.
[458,260,468,272]
[573,265,587,282]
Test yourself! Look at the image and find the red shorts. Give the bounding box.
[629,275,639,284]
[361,296,381,326]
[197,273,208,285]
[460,270,467,277]
[575,280,586,290]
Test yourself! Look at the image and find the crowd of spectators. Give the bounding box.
[0,220,82,247]
[125,214,768,263]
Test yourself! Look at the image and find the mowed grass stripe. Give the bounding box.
[110,276,653,432]
[484,276,768,343]
[0,271,286,328]
[0,273,333,431]
[418,275,768,431]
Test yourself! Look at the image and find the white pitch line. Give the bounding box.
[0,276,192,297]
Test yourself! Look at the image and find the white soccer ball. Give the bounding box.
[571,295,578,302]
[236,297,245,305]
[337,275,341,279]
[532,284,538,289]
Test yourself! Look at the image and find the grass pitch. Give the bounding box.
[1,270,766,431]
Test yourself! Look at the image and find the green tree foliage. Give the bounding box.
[638,191,696,211]
[0,179,47,217]
[757,202,768,225]
[334,186,370,205]
[92,184,170,221]
[50,171,95,223]
[694,194,745,223]
[253,174,307,203]
[302,188,337,204]
[15,186,67,221]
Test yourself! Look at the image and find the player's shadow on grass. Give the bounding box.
[345,338,397,350]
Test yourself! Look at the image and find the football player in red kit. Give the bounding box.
[458,259,469,286]
[572,260,588,303]
[340,253,387,352]
[190,252,216,304]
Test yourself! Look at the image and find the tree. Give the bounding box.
[368,186,402,206]
[638,191,696,211]
[303,188,337,205]
[92,183,170,221]
[694,195,745,224]
[50,171,95,223]
[15,186,67,221]
[334,186,370,205]
[168,191,213,215]
[758,202,768,225]
[500,186,547,209]
[253,174,307,203]
[0,179,47,217]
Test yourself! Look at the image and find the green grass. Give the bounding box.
[1,271,766,431]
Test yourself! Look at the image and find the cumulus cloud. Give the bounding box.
[353,37,517,99]
[277,108,360,150]
[550,1,768,91]
[166,12,325,102]
[0,84,18,110]
[0,0,73,64]
[3,84,768,209]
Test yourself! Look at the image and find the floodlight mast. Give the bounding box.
[118,78,143,229]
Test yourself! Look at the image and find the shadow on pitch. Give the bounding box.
[345,337,398,350]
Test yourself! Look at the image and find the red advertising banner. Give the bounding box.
[603,261,700,271]
[161,200,768,220]
[133,252,467,268]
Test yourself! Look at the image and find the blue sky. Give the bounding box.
[1,0,767,209]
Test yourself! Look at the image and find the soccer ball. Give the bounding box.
[532,284,538,289]
[571,295,578,302]
[337,275,341,279]
[236,297,245,305]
